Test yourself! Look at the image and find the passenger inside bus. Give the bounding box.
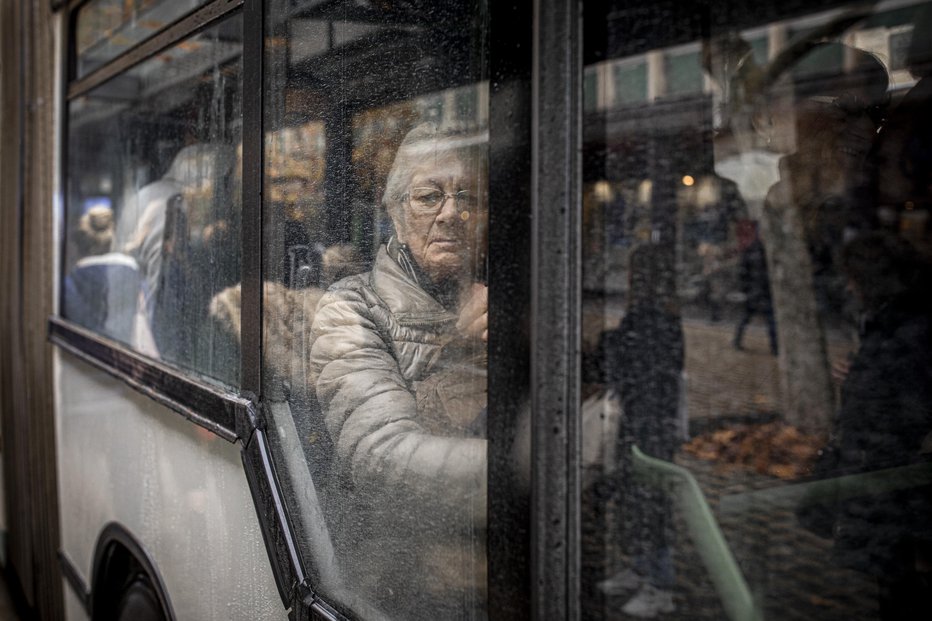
[63,205,143,344]
[309,122,489,619]
[123,143,238,375]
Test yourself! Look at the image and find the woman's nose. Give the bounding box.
[435,193,460,222]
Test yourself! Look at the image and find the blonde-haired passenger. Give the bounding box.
[64,206,142,344]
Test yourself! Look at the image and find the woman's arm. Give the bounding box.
[310,284,487,522]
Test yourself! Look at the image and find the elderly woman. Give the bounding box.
[309,123,489,618]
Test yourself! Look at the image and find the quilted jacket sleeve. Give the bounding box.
[310,283,487,525]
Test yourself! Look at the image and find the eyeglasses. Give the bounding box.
[403,187,481,215]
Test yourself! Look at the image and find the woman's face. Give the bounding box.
[396,151,484,283]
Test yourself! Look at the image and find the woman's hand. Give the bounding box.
[831,353,853,384]
[456,283,488,342]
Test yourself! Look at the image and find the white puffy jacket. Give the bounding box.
[309,244,487,618]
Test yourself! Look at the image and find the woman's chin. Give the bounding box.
[423,256,467,283]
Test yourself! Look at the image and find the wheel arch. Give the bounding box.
[90,522,176,621]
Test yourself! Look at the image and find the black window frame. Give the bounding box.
[50,0,584,619]
[51,0,309,614]
[529,0,583,616]
[55,0,251,441]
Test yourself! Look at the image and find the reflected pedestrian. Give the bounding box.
[733,221,778,355]
[597,243,683,618]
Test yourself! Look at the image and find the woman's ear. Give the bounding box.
[386,203,405,239]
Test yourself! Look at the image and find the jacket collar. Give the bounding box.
[371,244,454,318]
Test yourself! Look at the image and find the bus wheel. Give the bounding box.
[114,575,166,621]
[91,524,174,621]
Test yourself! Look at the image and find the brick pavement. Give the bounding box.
[682,318,855,422]
[582,318,879,620]
[583,453,879,620]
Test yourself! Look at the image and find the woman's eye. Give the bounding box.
[413,190,444,205]
[455,192,477,205]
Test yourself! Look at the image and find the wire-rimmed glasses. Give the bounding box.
[403,187,481,215]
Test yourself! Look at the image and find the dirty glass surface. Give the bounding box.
[75,0,210,79]
[64,15,243,387]
[581,1,932,619]
[258,1,490,619]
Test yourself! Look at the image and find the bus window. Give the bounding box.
[581,1,932,619]
[257,1,491,618]
[64,14,243,387]
[75,0,211,79]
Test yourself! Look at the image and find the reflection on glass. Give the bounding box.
[65,16,242,387]
[582,1,932,620]
[75,0,209,78]
[259,1,491,618]
[310,122,489,618]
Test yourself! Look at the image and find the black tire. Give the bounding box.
[113,576,167,621]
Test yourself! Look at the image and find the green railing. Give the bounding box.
[632,444,932,621]
[719,461,932,515]
[631,446,764,621]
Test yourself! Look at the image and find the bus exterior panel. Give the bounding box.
[55,350,283,621]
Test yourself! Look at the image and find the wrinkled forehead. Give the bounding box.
[396,132,486,179]
[399,129,486,157]
[407,151,473,188]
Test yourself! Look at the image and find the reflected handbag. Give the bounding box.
[581,388,624,472]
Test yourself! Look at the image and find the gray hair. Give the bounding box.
[382,122,488,235]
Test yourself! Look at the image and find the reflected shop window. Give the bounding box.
[251,1,491,620]
[75,0,211,78]
[64,15,243,387]
[582,1,932,620]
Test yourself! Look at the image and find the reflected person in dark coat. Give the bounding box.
[597,244,683,617]
[803,233,932,620]
[733,221,778,355]
[309,123,490,619]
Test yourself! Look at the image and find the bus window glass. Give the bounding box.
[75,0,210,79]
[257,1,490,618]
[581,1,932,619]
[64,15,243,387]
